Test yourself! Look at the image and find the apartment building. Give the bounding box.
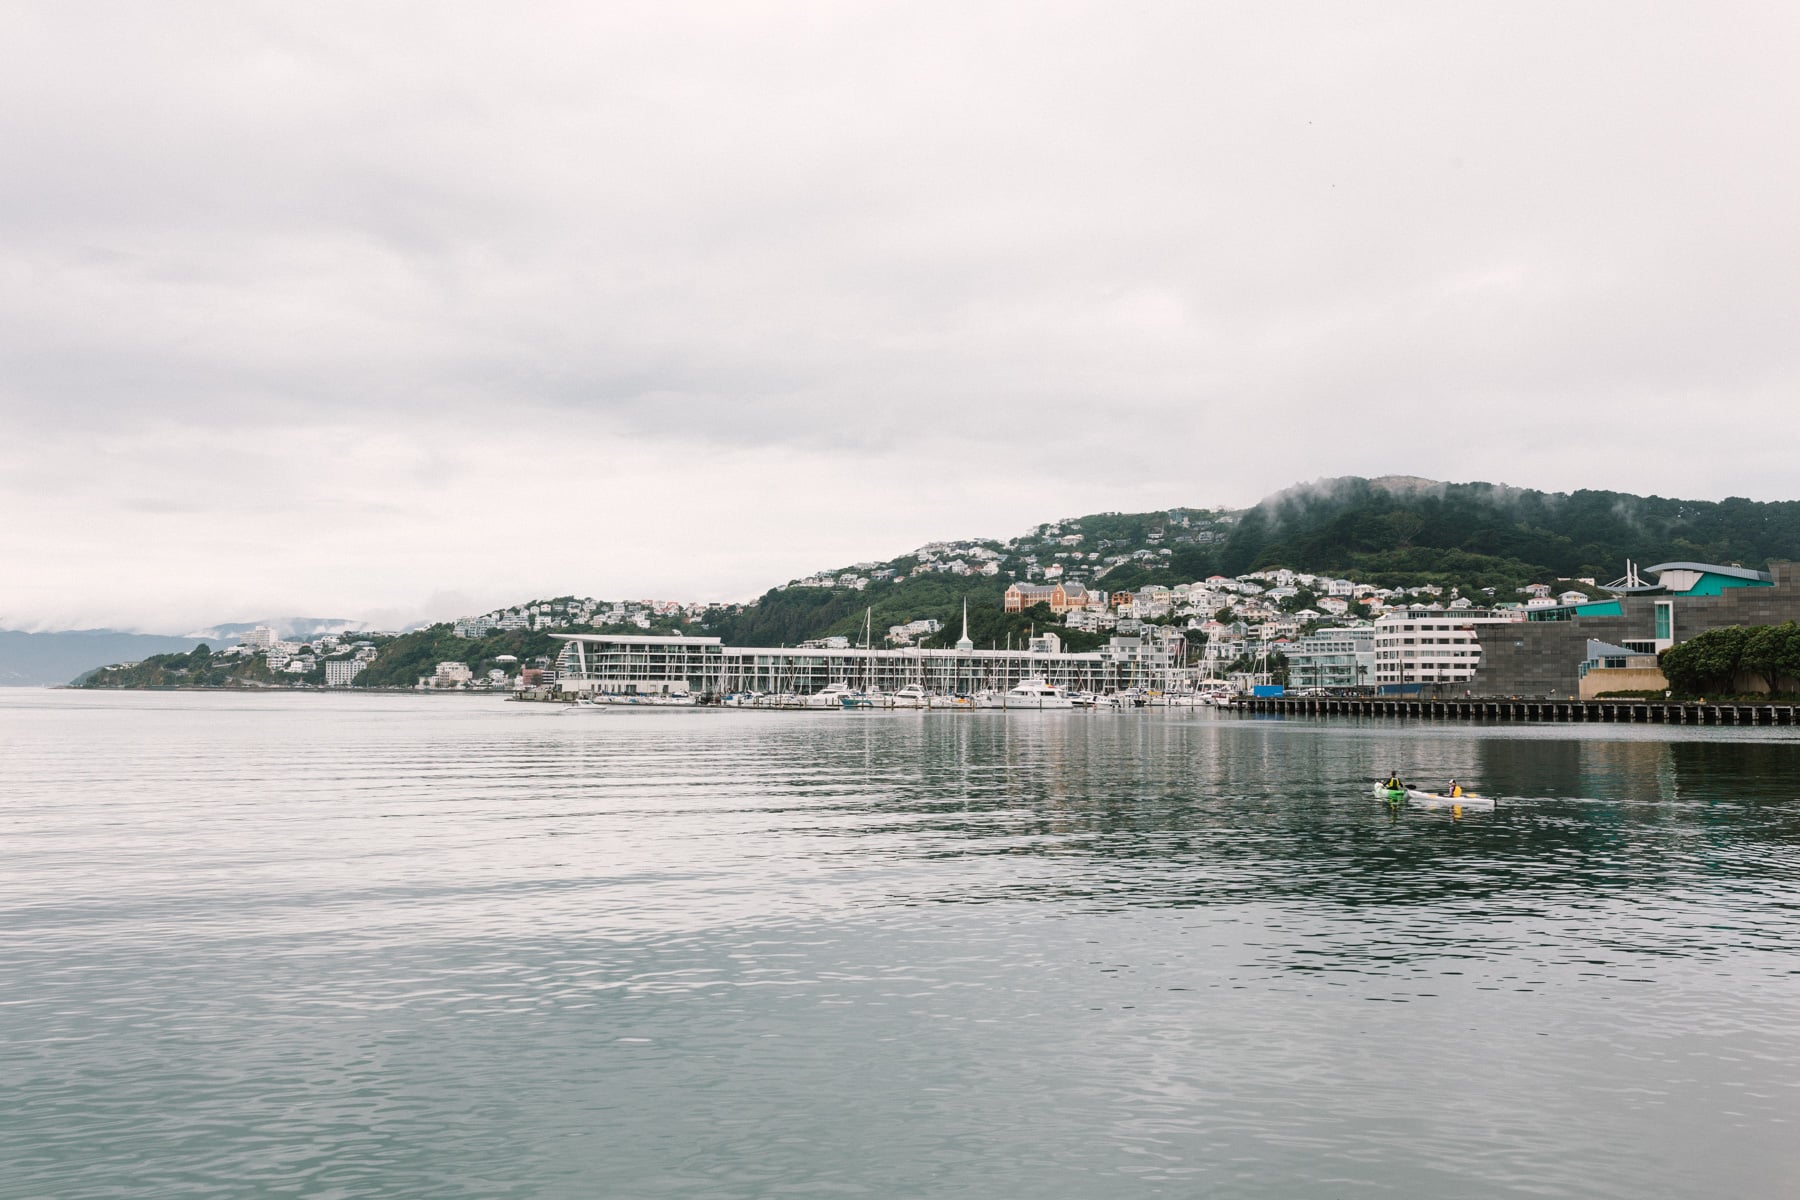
[1373,608,1518,690]
[1284,627,1375,691]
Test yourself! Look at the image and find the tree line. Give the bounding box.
[1660,622,1800,696]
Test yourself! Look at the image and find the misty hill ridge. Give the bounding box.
[1224,477,1800,579]
[707,477,1800,650]
[37,475,1800,686]
[780,476,1797,596]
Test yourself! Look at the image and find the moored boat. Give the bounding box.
[804,683,859,709]
[1000,678,1075,709]
[890,684,929,709]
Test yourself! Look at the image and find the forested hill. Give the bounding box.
[52,477,1800,688]
[703,478,1800,651]
[1215,477,1800,584]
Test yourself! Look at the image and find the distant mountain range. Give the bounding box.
[0,618,368,687]
[0,630,218,687]
[178,617,369,642]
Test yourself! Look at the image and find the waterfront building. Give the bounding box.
[1576,639,1666,700]
[549,630,1192,700]
[1470,560,1800,697]
[1284,627,1375,691]
[323,659,366,687]
[1373,608,1518,690]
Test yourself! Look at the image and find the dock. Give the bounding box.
[1237,695,1800,726]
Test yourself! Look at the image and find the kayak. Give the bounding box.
[1371,783,1495,812]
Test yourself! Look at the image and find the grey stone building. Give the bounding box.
[1468,561,1800,697]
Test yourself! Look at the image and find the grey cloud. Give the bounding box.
[3,2,1798,626]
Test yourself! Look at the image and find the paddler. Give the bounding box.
[1448,778,1463,798]
[1384,771,1402,791]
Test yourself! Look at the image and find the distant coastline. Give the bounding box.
[30,476,1800,695]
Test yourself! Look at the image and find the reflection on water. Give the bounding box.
[1,691,1798,1199]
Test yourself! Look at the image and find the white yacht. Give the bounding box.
[1001,678,1075,709]
[889,684,929,709]
[804,682,870,709]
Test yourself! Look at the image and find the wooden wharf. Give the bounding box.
[1238,695,1800,727]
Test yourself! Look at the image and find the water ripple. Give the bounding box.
[2,690,1798,1198]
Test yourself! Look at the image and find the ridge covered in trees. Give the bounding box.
[709,477,1800,652]
[67,476,1800,687]
[1217,477,1800,587]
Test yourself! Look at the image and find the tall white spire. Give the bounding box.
[956,597,974,652]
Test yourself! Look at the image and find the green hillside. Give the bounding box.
[81,644,281,688]
[703,508,1235,649]
[72,478,1800,689]
[351,610,691,688]
[700,479,1800,649]
[706,575,1006,647]
[350,627,561,688]
[1216,477,1800,588]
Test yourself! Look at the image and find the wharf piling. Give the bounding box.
[1239,696,1800,726]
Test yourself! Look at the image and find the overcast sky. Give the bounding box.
[3,3,1796,631]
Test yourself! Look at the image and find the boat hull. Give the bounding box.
[1372,783,1494,811]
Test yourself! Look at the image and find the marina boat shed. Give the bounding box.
[550,632,1183,699]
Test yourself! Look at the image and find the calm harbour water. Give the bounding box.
[3,690,1799,1199]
